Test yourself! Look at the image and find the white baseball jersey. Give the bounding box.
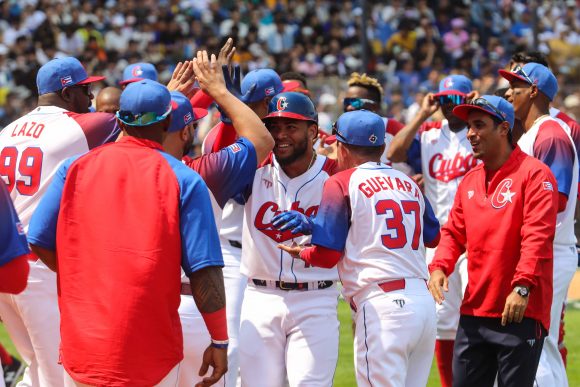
[420,120,478,223]
[310,162,440,300]
[517,115,578,246]
[0,106,119,229]
[241,154,339,282]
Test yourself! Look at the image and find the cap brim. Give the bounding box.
[193,108,208,121]
[498,69,529,84]
[453,104,494,122]
[324,135,337,145]
[263,111,314,121]
[77,75,106,85]
[118,77,143,86]
[434,90,468,97]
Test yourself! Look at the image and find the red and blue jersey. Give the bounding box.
[551,107,580,198]
[0,182,29,266]
[27,136,222,386]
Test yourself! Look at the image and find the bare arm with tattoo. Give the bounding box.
[188,266,226,313]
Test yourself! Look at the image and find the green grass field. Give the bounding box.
[1,302,579,386]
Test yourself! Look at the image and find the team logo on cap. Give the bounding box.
[369,134,377,143]
[265,86,275,96]
[60,76,73,87]
[131,66,143,77]
[443,77,453,88]
[184,112,192,124]
[277,96,288,111]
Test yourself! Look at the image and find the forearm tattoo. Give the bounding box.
[189,266,226,313]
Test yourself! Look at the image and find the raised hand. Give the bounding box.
[191,51,227,99]
[166,61,197,99]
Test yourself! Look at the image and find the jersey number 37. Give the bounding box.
[0,147,44,196]
[375,199,421,250]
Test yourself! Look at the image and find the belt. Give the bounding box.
[251,279,335,291]
[349,279,407,312]
[181,283,193,296]
[228,240,242,249]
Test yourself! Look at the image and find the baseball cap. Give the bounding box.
[116,79,173,127]
[333,110,385,147]
[241,69,283,103]
[498,63,558,101]
[282,80,310,95]
[36,57,105,95]
[263,92,318,122]
[453,95,515,130]
[120,62,158,86]
[168,91,208,132]
[434,75,473,97]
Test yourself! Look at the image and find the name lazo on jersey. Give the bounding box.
[429,152,477,182]
[254,200,318,242]
[10,122,46,139]
[359,175,420,199]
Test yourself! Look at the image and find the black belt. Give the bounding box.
[229,240,242,249]
[252,279,334,291]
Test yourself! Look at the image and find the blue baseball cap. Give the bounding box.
[334,110,385,147]
[434,75,473,97]
[241,69,283,103]
[120,62,158,85]
[116,79,173,127]
[168,91,208,132]
[453,95,515,130]
[498,63,558,101]
[36,57,105,95]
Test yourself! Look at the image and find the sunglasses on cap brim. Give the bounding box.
[469,98,506,122]
[331,122,348,143]
[116,105,172,126]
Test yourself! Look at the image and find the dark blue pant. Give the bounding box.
[453,315,546,387]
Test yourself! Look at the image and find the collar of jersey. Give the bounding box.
[118,135,163,150]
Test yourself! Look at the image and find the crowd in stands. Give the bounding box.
[1,0,580,129]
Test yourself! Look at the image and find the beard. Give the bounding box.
[275,136,310,166]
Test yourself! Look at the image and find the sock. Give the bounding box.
[0,344,13,366]
[435,339,454,387]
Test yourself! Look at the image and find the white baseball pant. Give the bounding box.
[534,244,577,387]
[63,362,181,386]
[351,278,436,387]
[0,261,63,387]
[426,248,468,340]
[239,284,339,387]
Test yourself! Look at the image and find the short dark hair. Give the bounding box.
[510,51,549,68]
[342,142,384,159]
[494,87,509,99]
[280,72,308,88]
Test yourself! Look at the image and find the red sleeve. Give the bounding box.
[419,120,442,135]
[513,166,558,289]
[67,112,120,149]
[204,122,237,153]
[385,118,404,136]
[189,90,214,109]
[429,180,467,276]
[299,245,342,269]
[0,254,30,294]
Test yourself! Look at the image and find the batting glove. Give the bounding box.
[271,211,313,235]
[218,64,257,124]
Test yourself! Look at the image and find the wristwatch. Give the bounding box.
[514,285,529,298]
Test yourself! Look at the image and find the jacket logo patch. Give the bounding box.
[491,178,516,209]
[467,190,474,199]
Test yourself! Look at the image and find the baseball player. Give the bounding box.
[199,66,283,386]
[27,78,227,387]
[500,63,578,387]
[95,86,121,113]
[162,51,274,386]
[235,91,339,386]
[429,95,558,387]
[276,110,441,387]
[387,74,477,387]
[0,56,119,387]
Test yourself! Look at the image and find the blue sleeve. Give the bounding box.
[27,157,79,250]
[406,137,422,173]
[0,183,29,266]
[422,196,440,244]
[533,125,575,197]
[311,176,350,251]
[162,153,224,275]
[190,137,257,208]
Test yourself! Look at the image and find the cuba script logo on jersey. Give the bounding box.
[255,201,318,242]
[491,178,516,209]
[429,152,477,182]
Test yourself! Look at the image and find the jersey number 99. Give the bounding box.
[0,147,44,196]
[375,199,421,250]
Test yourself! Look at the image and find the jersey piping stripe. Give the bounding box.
[363,305,374,387]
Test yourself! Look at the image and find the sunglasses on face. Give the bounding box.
[343,97,377,111]
[438,95,465,106]
[116,105,172,126]
[470,98,506,122]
